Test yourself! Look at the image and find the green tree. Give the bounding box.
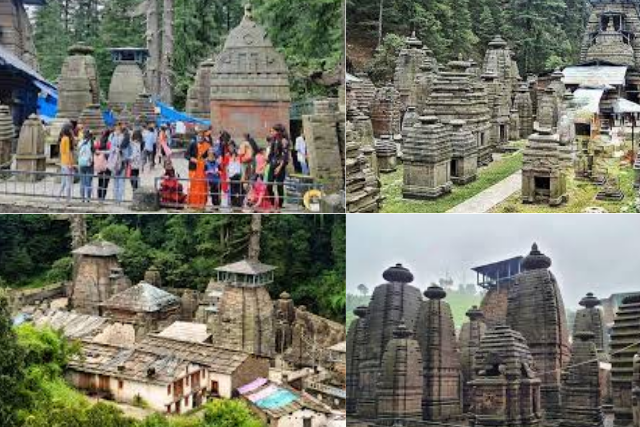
[0,290,28,427]
[33,0,73,81]
[203,399,262,427]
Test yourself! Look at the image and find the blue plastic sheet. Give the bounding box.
[255,389,298,409]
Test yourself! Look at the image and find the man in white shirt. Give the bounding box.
[295,134,309,175]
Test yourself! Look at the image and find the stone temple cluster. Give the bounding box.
[348,0,640,211]
[10,239,346,423]
[347,243,640,427]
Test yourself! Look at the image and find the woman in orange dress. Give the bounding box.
[187,132,211,209]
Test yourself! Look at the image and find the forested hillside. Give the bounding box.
[33,0,342,108]
[347,0,590,77]
[0,215,345,322]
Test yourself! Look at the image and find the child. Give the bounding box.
[77,130,95,202]
[205,148,221,208]
[246,176,274,212]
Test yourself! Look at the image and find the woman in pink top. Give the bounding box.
[255,147,267,178]
[94,133,111,201]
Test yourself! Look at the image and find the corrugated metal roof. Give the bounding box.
[563,65,627,87]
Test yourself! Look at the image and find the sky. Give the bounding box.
[347,214,640,309]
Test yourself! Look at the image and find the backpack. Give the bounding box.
[78,140,93,168]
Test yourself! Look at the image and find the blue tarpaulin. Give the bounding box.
[155,100,211,127]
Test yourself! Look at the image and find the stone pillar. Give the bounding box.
[416,284,463,421]
[560,331,604,427]
[515,84,534,139]
[303,98,345,194]
[0,104,14,166]
[375,134,397,173]
[14,114,46,182]
[612,294,640,426]
[371,85,402,138]
[459,306,486,412]
[403,115,453,199]
[376,322,424,421]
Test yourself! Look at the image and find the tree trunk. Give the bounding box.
[248,214,262,261]
[378,0,384,47]
[160,0,174,104]
[146,0,161,97]
[69,215,87,250]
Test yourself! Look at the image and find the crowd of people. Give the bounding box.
[56,119,310,212]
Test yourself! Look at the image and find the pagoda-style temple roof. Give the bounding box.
[215,260,276,275]
[101,282,180,312]
[72,240,123,257]
[472,256,523,289]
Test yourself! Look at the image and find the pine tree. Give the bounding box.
[0,290,27,427]
[33,0,72,81]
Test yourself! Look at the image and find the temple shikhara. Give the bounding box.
[347,242,635,427]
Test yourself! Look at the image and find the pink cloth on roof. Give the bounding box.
[238,377,268,394]
[247,385,278,402]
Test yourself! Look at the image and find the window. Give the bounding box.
[211,380,219,396]
[184,396,189,407]
[167,385,172,395]
[166,405,171,414]
[303,417,312,427]
[118,380,123,390]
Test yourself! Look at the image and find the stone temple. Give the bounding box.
[57,44,101,121]
[507,243,570,423]
[470,325,542,427]
[574,292,606,353]
[355,264,423,419]
[376,322,424,421]
[459,305,486,412]
[393,32,427,108]
[209,4,290,139]
[347,306,368,415]
[107,48,148,112]
[0,0,41,68]
[415,283,462,421]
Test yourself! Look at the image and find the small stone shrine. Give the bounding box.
[450,119,478,184]
[209,4,291,139]
[0,104,14,166]
[393,32,427,107]
[470,325,541,427]
[144,266,162,288]
[522,128,569,206]
[514,84,534,139]
[401,106,420,141]
[13,114,45,181]
[108,48,148,111]
[57,44,100,121]
[415,283,462,421]
[347,305,368,415]
[402,115,453,199]
[376,322,424,421]
[483,72,512,148]
[371,85,402,138]
[357,263,423,419]
[100,281,181,339]
[507,243,571,423]
[482,35,520,99]
[412,47,439,115]
[374,134,398,173]
[560,331,604,427]
[574,292,606,353]
[186,57,215,119]
[425,60,492,165]
[208,259,276,358]
[459,305,486,412]
[350,72,377,115]
[78,104,107,134]
[346,122,381,213]
[611,293,640,426]
[70,241,132,315]
[132,93,158,124]
[303,98,345,193]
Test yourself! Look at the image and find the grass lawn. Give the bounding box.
[492,164,637,213]
[380,148,524,213]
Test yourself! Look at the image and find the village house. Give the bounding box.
[66,334,270,415]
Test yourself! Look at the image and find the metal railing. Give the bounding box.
[153,176,324,213]
[0,169,137,204]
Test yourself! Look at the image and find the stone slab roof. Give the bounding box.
[101,281,180,312]
[69,342,192,385]
[238,377,330,419]
[563,65,627,87]
[34,309,108,340]
[137,335,251,375]
[573,88,605,116]
[328,341,346,353]
[72,240,123,257]
[157,321,211,343]
[215,260,276,275]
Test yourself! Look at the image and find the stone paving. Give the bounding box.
[447,170,521,213]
